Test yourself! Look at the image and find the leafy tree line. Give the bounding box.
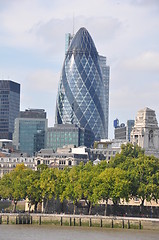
[0,143,159,214]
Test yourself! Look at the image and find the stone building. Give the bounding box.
[131,107,159,158]
[0,156,35,178]
[34,145,89,170]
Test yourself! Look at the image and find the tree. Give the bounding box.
[40,168,59,213]
[62,165,83,214]
[0,164,31,212]
[78,162,99,214]
[94,167,130,215]
[26,170,42,212]
[118,154,159,206]
[132,155,159,206]
[109,143,144,168]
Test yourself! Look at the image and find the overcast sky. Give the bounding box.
[0,0,159,138]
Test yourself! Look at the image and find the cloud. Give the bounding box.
[123,51,159,72]
[131,0,159,6]
[0,0,159,137]
[25,69,59,93]
[20,69,59,127]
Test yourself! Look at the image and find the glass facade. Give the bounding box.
[98,56,109,138]
[0,80,20,140]
[55,27,109,141]
[65,33,74,54]
[47,124,94,151]
[13,109,48,156]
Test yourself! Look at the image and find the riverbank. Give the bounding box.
[0,213,159,230]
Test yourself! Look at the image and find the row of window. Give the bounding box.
[0,158,34,162]
[0,164,34,169]
[92,151,117,155]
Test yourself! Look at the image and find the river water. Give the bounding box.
[0,225,158,240]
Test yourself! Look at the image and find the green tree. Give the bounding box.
[94,167,130,215]
[40,168,59,213]
[79,162,99,214]
[0,164,31,212]
[109,143,144,168]
[26,170,42,212]
[62,165,83,214]
[118,154,159,206]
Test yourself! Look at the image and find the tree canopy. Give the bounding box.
[0,143,159,213]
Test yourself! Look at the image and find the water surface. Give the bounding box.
[0,225,159,240]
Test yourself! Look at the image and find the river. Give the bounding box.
[0,225,159,240]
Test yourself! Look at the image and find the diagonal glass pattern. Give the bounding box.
[55,27,109,141]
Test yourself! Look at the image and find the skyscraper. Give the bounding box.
[55,27,109,141]
[0,80,20,140]
[98,55,110,138]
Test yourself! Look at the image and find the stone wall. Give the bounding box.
[45,199,159,218]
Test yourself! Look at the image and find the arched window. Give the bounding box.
[37,160,40,165]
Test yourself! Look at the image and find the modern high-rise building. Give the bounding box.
[65,33,74,54]
[98,56,110,138]
[0,80,20,140]
[13,109,48,156]
[55,27,110,141]
[47,123,94,151]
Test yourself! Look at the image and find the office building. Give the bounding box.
[47,123,94,151]
[55,27,110,141]
[114,119,134,141]
[91,139,127,161]
[0,80,20,140]
[13,109,48,156]
[65,33,74,53]
[130,107,159,158]
[98,56,110,138]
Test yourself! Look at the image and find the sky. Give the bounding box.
[0,0,159,138]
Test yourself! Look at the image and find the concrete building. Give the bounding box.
[131,107,159,158]
[35,145,89,170]
[13,109,48,156]
[55,27,110,141]
[90,139,127,161]
[114,119,134,141]
[0,80,20,140]
[47,123,94,151]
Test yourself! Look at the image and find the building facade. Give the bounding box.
[35,145,88,170]
[13,109,48,156]
[55,27,110,141]
[0,80,20,140]
[0,156,35,178]
[130,107,159,158]
[98,56,110,138]
[114,119,134,141]
[65,33,74,53]
[47,123,94,151]
[91,139,127,161]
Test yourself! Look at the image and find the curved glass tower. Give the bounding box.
[55,27,109,141]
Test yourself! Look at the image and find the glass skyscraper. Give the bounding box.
[0,80,20,140]
[55,27,109,141]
